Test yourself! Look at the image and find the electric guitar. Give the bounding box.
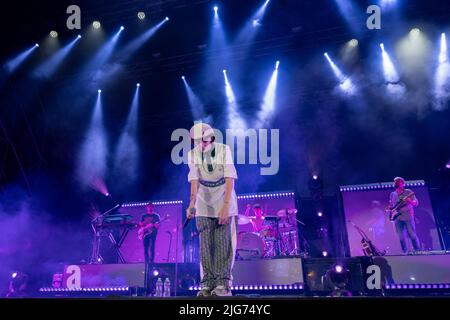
[138,215,169,240]
[385,191,415,221]
[349,221,385,257]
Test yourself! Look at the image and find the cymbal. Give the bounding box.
[237,215,251,225]
[276,208,298,217]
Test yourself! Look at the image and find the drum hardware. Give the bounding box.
[236,232,265,260]
[276,208,298,217]
[236,207,307,259]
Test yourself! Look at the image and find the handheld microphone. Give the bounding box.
[183,207,196,229]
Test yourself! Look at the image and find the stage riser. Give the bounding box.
[373,255,450,284]
[60,255,450,293]
[232,258,303,286]
[63,264,145,288]
[62,263,199,294]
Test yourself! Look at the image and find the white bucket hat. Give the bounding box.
[189,123,215,140]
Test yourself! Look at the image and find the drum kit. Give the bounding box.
[236,208,304,260]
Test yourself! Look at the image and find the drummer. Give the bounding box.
[244,204,267,233]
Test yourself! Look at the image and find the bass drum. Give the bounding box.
[236,232,264,260]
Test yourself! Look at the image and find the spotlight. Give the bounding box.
[323,263,352,296]
[165,17,169,21]
[50,31,58,38]
[137,11,146,20]
[181,75,185,80]
[312,174,318,180]
[324,52,353,94]
[98,89,102,93]
[317,212,323,217]
[214,6,218,13]
[120,26,125,30]
[77,34,82,39]
[308,175,323,200]
[380,42,400,84]
[446,163,450,169]
[223,69,227,73]
[6,271,29,298]
[136,83,140,87]
[322,251,328,257]
[35,43,39,48]
[253,19,260,27]
[275,60,280,70]
[152,269,160,277]
[349,39,358,47]
[93,21,101,29]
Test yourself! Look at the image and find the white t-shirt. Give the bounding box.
[187,142,238,218]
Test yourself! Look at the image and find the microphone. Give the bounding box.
[183,207,196,229]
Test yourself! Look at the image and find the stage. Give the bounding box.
[35,253,450,298]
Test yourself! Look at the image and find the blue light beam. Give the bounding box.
[113,85,140,185]
[334,0,362,36]
[33,35,81,78]
[223,70,247,130]
[84,26,124,73]
[324,53,356,95]
[380,43,400,83]
[434,33,450,110]
[235,0,271,44]
[256,60,279,128]
[118,18,168,60]
[5,44,39,73]
[77,92,108,189]
[182,76,208,122]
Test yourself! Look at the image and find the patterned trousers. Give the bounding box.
[196,216,238,288]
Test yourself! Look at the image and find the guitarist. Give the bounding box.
[139,203,160,265]
[388,177,421,253]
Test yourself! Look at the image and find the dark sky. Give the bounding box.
[0,0,449,209]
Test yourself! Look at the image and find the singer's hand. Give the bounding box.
[219,204,230,225]
[186,206,196,219]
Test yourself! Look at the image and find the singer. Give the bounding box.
[186,123,238,297]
